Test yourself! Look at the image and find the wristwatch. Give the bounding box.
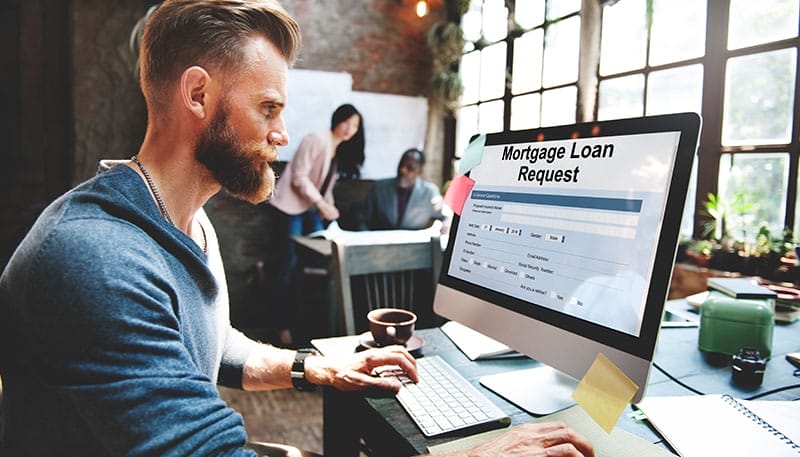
[291,348,319,392]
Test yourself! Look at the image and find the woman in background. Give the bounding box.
[268,103,364,346]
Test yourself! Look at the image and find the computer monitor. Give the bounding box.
[433,112,701,414]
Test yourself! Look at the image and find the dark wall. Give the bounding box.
[3,0,444,336]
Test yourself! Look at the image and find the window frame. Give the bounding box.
[451,0,800,240]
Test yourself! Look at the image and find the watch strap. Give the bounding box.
[291,348,318,392]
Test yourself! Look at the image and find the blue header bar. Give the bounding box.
[471,191,642,212]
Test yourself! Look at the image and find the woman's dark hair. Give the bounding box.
[331,104,365,179]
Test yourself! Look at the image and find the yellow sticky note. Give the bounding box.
[571,353,639,434]
[457,133,486,175]
[443,174,475,215]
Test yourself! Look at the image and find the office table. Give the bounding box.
[319,313,800,456]
[291,236,337,336]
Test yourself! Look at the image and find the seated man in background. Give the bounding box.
[361,148,450,232]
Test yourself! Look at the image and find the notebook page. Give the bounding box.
[637,395,800,457]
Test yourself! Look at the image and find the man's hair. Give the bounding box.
[139,0,301,113]
[402,148,425,166]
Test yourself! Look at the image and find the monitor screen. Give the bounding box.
[434,113,701,409]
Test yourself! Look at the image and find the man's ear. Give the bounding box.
[180,66,211,120]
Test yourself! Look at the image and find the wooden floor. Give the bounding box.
[218,386,325,455]
[0,379,326,454]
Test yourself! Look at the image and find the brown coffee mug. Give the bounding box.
[367,308,417,346]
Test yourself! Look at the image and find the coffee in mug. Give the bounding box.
[367,308,417,346]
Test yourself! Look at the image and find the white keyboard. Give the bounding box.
[393,355,511,437]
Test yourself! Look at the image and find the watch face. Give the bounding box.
[291,349,317,392]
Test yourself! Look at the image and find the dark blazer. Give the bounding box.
[362,177,445,230]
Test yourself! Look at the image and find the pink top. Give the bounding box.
[269,129,336,215]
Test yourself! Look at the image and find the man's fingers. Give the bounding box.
[335,369,404,392]
[534,423,595,457]
[360,347,418,382]
[540,442,588,456]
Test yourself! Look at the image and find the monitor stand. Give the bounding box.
[479,365,578,416]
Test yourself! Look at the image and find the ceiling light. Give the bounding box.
[415,0,429,17]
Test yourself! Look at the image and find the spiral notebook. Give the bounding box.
[636,394,800,456]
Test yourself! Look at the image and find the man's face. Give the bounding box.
[196,35,288,204]
[397,152,423,189]
[195,100,275,204]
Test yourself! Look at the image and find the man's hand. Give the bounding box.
[315,200,340,221]
[455,422,595,457]
[305,346,418,392]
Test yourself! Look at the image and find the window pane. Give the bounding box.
[479,42,507,101]
[541,86,576,127]
[512,29,543,94]
[600,0,647,76]
[460,51,480,105]
[478,100,504,133]
[456,105,479,159]
[646,65,703,116]
[515,0,545,30]
[482,0,508,43]
[728,0,800,50]
[462,7,483,42]
[542,16,580,87]
[679,159,698,240]
[546,0,580,20]
[722,49,797,146]
[718,153,789,241]
[649,0,706,66]
[511,93,541,130]
[796,173,800,241]
[598,74,644,120]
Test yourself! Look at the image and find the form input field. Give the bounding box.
[503,204,639,227]
[501,212,637,239]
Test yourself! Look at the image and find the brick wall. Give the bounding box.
[286,0,439,96]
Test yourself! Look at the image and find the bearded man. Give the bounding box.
[0,1,594,456]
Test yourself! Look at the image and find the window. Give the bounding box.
[715,0,799,243]
[454,0,800,243]
[597,0,706,241]
[456,0,580,157]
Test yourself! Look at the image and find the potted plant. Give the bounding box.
[680,192,798,283]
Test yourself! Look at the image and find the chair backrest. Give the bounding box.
[331,236,442,335]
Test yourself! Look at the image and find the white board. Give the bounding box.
[280,69,428,179]
[350,90,428,179]
[280,69,353,161]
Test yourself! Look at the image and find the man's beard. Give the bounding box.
[195,106,275,204]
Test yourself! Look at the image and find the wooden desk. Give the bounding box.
[293,236,333,259]
[291,236,345,339]
[320,315,800,456]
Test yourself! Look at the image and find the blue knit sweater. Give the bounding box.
[0,164,261,456]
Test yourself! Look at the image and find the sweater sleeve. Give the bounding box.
[290,133,328,204]
[218,327,261,388]
[21,218,258,456]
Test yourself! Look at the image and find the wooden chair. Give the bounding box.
[330,235,443,335]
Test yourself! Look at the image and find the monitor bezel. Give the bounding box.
[436,112,701,362]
